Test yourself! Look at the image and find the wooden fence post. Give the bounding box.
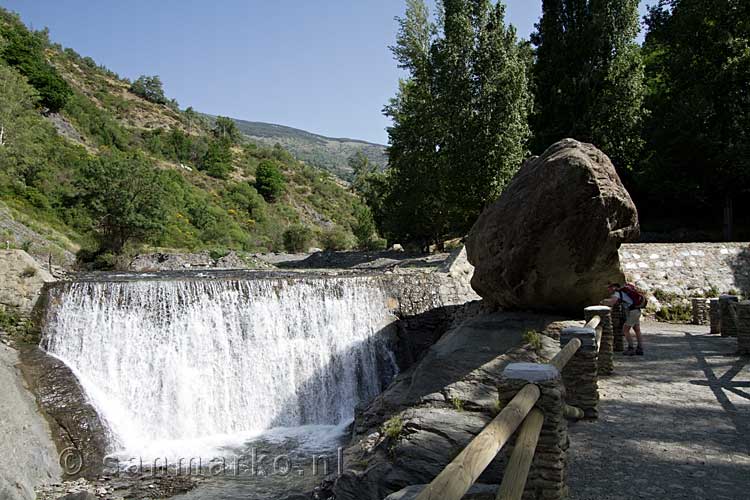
[498,363,568,500]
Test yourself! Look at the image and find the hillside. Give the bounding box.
[229,118,388,181]
[0,8,380,268]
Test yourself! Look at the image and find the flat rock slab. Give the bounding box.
[567,321,750,500]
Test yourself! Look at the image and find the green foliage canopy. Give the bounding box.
[376,0,531,248]
[130,75,168,105]
[531,0,645,171]
[640,0,750,213]
[0,11,71,112]
[75,152,169,254]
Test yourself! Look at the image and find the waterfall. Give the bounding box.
[41,276,398,458]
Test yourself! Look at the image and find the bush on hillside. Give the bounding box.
[320,227,354,251]
[283,224,312,253]
[199,139,233,179]
[0,13,72,112]
[129,75,168,105]
[255,160,286,202]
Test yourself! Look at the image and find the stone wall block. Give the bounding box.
[611,304,625,352]
[498,364,568,500]
[691,298,709,325]
[585,306,613,375]
[720,295,740,338]
[709,299,721,335]
[560,327,599,418]
[736,301,750,355]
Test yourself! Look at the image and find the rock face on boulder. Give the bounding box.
[466,139,639,314]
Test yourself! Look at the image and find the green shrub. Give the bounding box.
[655,303,692,323]
[283,224,313,253]
[523,330,543,352]
[20,266,36,278]
[653,289,680,303]
[352,203,378,249]
[450,397,465,412]
[225,183,264,216]
[320,227,354,251]
[255,160,286,202]
[199,139,233,179]
[382,415,404,440]
[209,248,230,261]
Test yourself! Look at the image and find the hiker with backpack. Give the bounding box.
[602,283,648,356]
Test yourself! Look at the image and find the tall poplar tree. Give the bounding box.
[378,0,532,248]
[531,0,645,171]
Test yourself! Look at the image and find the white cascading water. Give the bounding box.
[42,277,397,459]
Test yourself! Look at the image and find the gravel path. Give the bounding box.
[567,321,750,500]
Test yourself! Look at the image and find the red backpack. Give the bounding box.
[620,283,648,309]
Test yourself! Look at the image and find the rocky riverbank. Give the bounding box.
[320,311,578,500]
[35,475,202,500]
[0,343,61,500]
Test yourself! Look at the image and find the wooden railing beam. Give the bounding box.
[584,314,601,330]
[550,337,581,371]
[414,384,541,500]
[495,408,545,500]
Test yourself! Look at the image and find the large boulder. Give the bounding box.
[466,139,639,314]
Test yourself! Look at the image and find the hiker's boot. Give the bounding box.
[624,346,636,356]
[636,345,644,355]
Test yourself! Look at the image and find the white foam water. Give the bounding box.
[42,277,398,461]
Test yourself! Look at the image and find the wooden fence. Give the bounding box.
[413,310,606,500]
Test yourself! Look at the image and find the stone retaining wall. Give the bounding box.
[618,243,750,297]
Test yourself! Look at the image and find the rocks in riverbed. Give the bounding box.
[466,139,639,314]
[36,474,201,500]
[58,492,96,500]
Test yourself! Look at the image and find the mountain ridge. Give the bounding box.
[227,117,389,181]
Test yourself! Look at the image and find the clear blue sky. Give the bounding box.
[2,1,650,145]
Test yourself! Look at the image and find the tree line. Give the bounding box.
[359,0,749,249]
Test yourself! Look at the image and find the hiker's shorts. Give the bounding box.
[624,308,641,327]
